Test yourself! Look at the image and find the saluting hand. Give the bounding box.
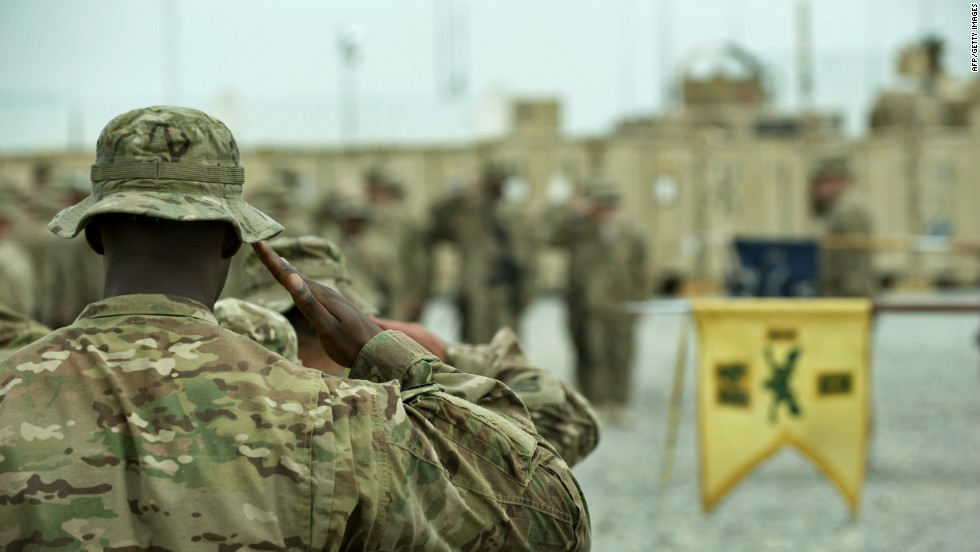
[253,241,382,367]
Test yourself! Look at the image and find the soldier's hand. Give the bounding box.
[253,241,382,367]
[370,316,449,363]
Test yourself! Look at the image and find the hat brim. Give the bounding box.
[48,184,283,244]
[244,280,379,317]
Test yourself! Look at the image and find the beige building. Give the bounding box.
[2,40,978,293]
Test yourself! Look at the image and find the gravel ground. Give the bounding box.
[423,292,980,552]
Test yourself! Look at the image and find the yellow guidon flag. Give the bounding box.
[693,299,872,513]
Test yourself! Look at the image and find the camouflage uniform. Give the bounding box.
[0,305,50,362]
[813,158,878,298]
[214,297,300,363]
[429,162,537,343]
[548,183,647,407]
[0,106,589,551]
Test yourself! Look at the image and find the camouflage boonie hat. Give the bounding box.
[48,106,283,243]
[330,195,372,220]
[363,165,405,197]
[240,235,378,315]
[810,156,853,181]
[214,298,299,363]
[582,179,621,207]
[481,159,515,186]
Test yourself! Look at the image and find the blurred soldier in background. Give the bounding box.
[238,234,600,466]
[429,160,537,343]
[250,166,313,237]
[547,179,647,414]
[362,166,430,320]
[319,194,388,316]
[7,164,61,317]
[33,173,104,328]
[810,156,878,298]
[0,304,50,362]
[0,191,36,317]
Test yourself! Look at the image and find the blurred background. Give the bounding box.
[1,0,977,292]
[1,1,978,550]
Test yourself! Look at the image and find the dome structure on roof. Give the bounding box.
[678,41,768,108]
[680,41,765,82]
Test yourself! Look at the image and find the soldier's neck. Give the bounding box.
[102,255,228,311]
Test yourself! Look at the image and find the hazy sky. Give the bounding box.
[0,0,971,150]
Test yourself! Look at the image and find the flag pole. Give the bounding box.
[659,318,691,485]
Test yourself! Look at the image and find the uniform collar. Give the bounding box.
[76,294,218,325]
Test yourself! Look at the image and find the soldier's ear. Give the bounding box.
[221,224,241,259]
[84,219,105,255]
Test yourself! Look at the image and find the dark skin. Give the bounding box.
[86,214,241,310]
[85,214,382,369]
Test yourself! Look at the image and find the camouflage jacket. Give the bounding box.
[447,327,600,467]
[547,207,647,313]
[0,295,590,551]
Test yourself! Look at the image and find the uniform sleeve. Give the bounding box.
[324,330,591,551]
[447,327,600,467]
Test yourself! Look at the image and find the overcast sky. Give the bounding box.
[0,0,971,150]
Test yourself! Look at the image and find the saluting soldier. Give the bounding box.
[0,106,589,550]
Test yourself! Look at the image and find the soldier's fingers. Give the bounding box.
[302,274,351,308]
[252,241,295,288]
[284,271,339,335]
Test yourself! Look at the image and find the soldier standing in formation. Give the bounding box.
[0,191,36,318]
[810,156,878,298]
[33,173,105,328]
[0,106,590,550]
[362,167,430,321]
[548,179,647,414]
[429,160,537,343]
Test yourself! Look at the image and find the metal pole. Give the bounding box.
[795,0,813,110]
[337,25,363,145]
[660,320,691,485]
[658,0,673,111]
[162,0,181,104]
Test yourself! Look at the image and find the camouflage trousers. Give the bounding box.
[569,307,636,407]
